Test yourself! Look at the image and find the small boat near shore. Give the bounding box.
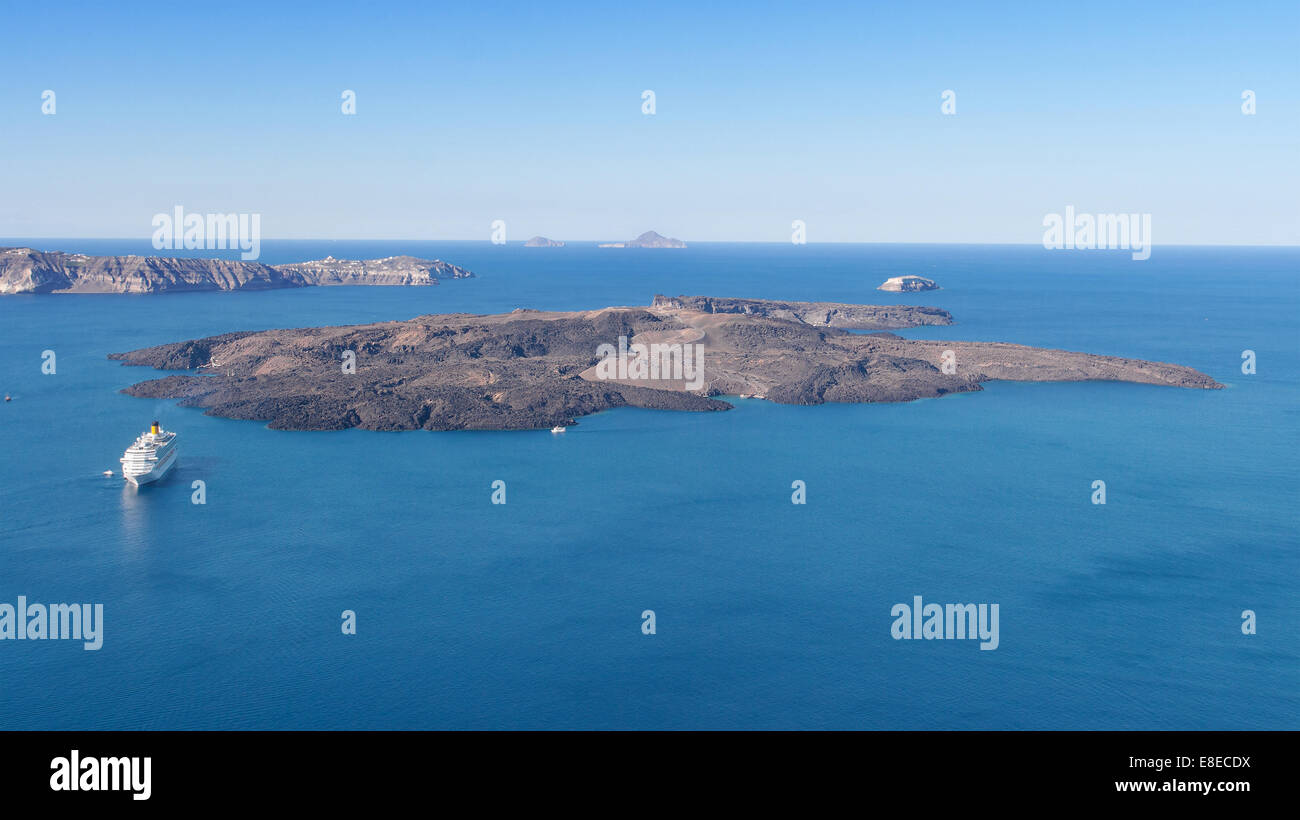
[550,425,566,434]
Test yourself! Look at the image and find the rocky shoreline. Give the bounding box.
[650,295,953,329]
[0,248,473,294]
[110,296,1223,431]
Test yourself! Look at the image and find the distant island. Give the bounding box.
[274,255,473,286]
[0,247,474,294]
[878,275,940,292]
[524,236,565,248]
[112,295,1222,432]
[599,231,686,249]
[650,295,952,329]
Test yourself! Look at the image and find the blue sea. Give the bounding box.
[0,240,1296,729]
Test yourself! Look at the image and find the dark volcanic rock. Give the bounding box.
[651,294,953,329]
[111,296,1223,432]
[107,332,259,369]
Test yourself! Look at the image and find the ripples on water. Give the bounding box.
[0,241,1295,728]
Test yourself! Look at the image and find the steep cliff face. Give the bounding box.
[0,248,304,293]
[274,255,474,285]
[0,248,474,294]
[0,249,66,293]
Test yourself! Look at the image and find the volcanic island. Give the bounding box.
[108,294,1223,431]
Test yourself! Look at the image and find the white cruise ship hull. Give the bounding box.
[125,447,178,486]
[121,426,180,487]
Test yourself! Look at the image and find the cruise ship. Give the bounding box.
[119,421,179,487]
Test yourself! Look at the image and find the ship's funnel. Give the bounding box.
[150,420,160,435]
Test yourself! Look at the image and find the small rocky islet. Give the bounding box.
[878,275,940,292]
[598,231,686,248]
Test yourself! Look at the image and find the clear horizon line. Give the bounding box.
[3,237,1298,249]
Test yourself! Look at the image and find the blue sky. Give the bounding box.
[1,0,1296,243]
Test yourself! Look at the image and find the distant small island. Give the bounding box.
[524,236,565,247]
[112,295,1222,432]
[0,248,473,294]
[599,231,686,249]
[878,275,939,292]
[650,295,952,329]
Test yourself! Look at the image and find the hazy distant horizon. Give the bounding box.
[4,236,1298,249]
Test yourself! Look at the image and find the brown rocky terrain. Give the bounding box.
[651,295,953,329]
[109,296,1223,431]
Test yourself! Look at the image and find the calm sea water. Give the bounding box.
[0,240,1296,729]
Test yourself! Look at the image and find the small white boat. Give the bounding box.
[550,425,566,434]
[102,470,114,477]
